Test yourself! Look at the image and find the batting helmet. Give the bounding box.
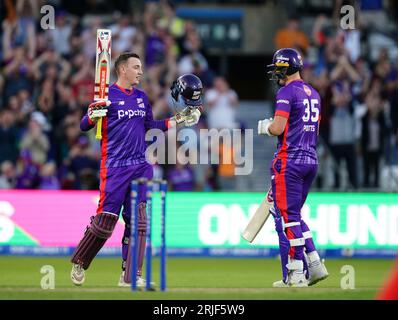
[267,48,303,81]
[170,74,203,107]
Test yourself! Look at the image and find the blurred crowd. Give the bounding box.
[274,0,398,190]
[0,0,242,191]
[1,0,398,192]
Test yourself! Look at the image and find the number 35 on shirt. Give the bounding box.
[302,98,320,132]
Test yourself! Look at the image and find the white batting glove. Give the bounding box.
[258,118,273,136]
[171,107,201,127]
[88,100,110,122]
[183,108,201,127]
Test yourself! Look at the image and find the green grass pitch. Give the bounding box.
[0,257,393,300]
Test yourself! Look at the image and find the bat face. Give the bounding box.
[242,197,272,243]
[94,29,112,140]
[95,29,111,101]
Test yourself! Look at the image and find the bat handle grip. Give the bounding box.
[95,118,103,140]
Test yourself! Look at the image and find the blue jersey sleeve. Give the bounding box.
[80,114,95,131]
[144,97,169,132]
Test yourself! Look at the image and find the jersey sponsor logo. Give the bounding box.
[303,85,312,96]
[117,109,146,119]
[118,101,125,105]
[277,99,290,104]
[135,98,145,108]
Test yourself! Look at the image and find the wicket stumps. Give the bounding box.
[130,178,167,291]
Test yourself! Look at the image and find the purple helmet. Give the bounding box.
[267,48,303,81]
[170,74,203,107]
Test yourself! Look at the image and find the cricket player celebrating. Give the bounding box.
[70,52,202,287]
[258,48,328,287]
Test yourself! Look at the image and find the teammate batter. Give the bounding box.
[258,48,328,287]
[70,52,202,287]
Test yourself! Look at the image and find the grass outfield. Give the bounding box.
[0,257,393,300]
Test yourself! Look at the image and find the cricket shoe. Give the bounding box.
[273,273,308,288]
[273,259,308,288]
[136,276,156,290]
[118,272,130,287]
[272,279,290,288]
[308,259,329,286]
[288,270,308,287]
[117,272,155,289]
[71,263,85,286]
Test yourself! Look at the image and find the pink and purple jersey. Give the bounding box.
[80,84,169,168]
[273,79,321,164]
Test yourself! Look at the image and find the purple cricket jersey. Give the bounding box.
[80,83,169,168]
[273,79,321,164]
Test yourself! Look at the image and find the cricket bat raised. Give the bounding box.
[242,196,273,243]
[94,29,112,140]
